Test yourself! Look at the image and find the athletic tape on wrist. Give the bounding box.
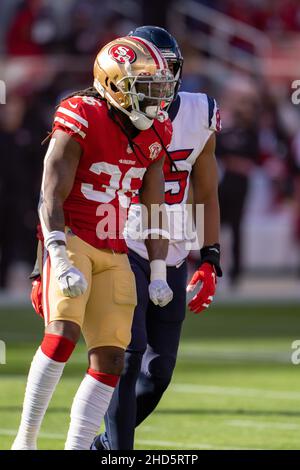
[150,259,167,282]
[44,231,66,250]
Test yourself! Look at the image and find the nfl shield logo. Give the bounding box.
[149,142,162,160]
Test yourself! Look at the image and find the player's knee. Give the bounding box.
[88,346,125,375]
[46,320,81,344]
[147,355,177,387]
[123,351,144,378]
[40,332,76,363]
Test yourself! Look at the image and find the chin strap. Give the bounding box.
[129,109,153,130]
[107,107,149,168]
[152,124,178,173]
[94,78,154,131]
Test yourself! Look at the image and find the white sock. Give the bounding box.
[11,347,65,450]
[65,374,115,450]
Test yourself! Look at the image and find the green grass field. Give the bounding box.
[1,302,300,450]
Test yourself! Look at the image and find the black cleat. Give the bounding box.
[90,433,110,450]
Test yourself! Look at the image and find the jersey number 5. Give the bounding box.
[164,149,193,205]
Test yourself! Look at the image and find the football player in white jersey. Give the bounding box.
[92,26,222,450]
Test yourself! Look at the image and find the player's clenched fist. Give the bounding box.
[57,266,88,298]
[47,243,88,298]
[148,260,173,307]
[187,262,216,314]
[149,279,173,307]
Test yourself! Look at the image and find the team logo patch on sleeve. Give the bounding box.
[207,95,222,132]
[149,142,162,160]
[109,45,136,64]
[215,108,222,132]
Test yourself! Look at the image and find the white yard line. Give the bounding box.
[226,420,300,431]
[0,428,65,440]
[0,341,292,364]
[80,346,289,365]
[2,376,300,401]
[135,439,257,450]
[178,349,290,364]
[0,428,257,450]
[170,384,300,401]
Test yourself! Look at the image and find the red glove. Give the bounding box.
[30,276,44,319]
[187,262,216,314]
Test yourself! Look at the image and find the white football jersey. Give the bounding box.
[125,91,220,266]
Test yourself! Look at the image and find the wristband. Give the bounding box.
[47,243,71,279]
[200,243,222,277]
[39,201,66,249]
[150,260,167,282]
[44,230,66,250]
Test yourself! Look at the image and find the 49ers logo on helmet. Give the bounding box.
[109,45,136,64]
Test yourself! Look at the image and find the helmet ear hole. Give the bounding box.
[110,81,118,92]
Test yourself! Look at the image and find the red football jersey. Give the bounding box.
[50,95,172,252]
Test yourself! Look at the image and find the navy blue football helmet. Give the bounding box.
[129,25,183,99]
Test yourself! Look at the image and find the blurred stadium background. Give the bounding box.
[0,0,300,450]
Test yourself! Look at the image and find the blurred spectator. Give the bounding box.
[217,78,260,284]
[291,131,300,273]
[258,89,291,208]
[0,94,26,287]
[65,0,108,55]
[221,0,256,25]
[252,0,300,33]
[1,0,300,292]
[0,91,45,287]
[213,0,300,33]
[142,0,172,28]
[6,0,58,56]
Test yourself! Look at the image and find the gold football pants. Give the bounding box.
[38,231,137,351]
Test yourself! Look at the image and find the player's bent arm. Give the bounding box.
[187,133,221,314]
[191,133,220,247]
[39,130,87,298]
[140,156,169,261]
[40,130,81,234]
[139,156,173,307]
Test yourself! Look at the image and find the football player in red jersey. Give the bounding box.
[92,26,222,451]
[12,36,176,450]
